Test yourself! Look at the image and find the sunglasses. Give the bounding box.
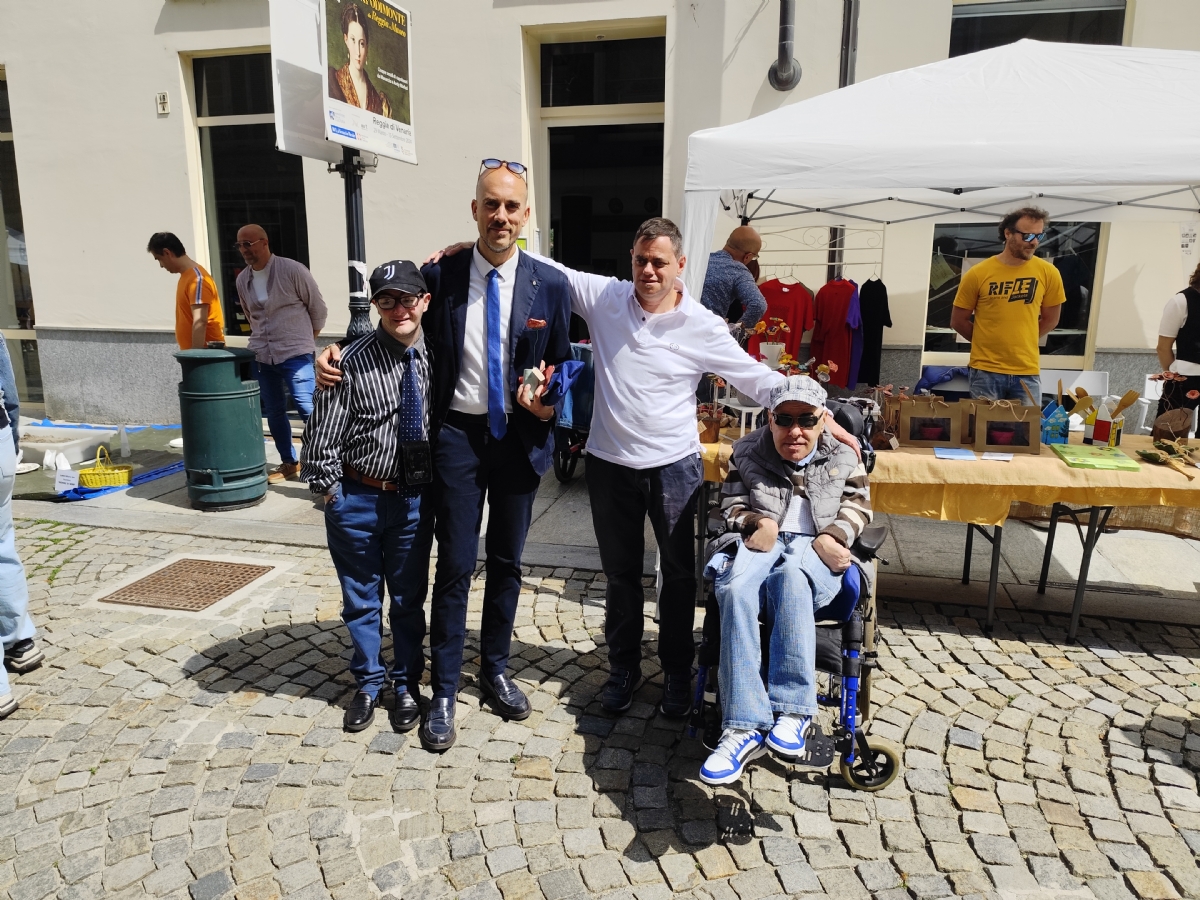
[772,412,822,429]
[480,158,528,179]
[374,293,422,310]
[232,238,266,251]
[1012,230,1047,243]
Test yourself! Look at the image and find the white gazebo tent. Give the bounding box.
[680,40,1200,298]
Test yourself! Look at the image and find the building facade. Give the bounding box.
[0,0,1196,423]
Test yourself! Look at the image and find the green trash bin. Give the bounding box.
[175,348,268,510]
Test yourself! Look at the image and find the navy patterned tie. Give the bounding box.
[400,347,422,443]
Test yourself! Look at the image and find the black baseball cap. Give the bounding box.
[369,260,427,300]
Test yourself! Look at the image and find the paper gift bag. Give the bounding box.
[898,396,961,448]
[974,400,1041,455]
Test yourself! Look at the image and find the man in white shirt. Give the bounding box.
[531,219,785,718]
[1156,263,1200,418]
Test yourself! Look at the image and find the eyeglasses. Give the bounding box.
[232,238,265,251]
[1012,230,1046,243]
[374,293,422,310]
[480,159,528,179]
[772,412,821,429]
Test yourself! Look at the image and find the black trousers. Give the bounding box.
[1156,375,1200,419]
[586,453,703,675]
[428,415,541,699]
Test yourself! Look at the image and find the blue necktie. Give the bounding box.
[400,347,422,443]
[399,347,422,496]
[486,269,507,440]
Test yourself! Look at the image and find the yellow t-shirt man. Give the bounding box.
[175,265,226,350]
[953,255,1065,375]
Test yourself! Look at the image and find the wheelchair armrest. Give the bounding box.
[706,507,727,539]
[852,524,888,559]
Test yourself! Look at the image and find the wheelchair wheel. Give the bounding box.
[839,737,899,792]
[553,447,578,483]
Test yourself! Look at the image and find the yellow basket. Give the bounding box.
[78,446,133,488]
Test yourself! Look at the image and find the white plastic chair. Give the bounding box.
[715,383,762,437]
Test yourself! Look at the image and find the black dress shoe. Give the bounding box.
[390,690,420,733]
[601,666,643,715]
[420,697,456,752]
[660,670,693,719]
[479,673,531,721]
[343,690,377,732]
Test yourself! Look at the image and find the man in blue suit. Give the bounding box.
[318,160,571,751]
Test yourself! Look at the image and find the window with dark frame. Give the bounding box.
[541,38,665,108]
[194,54,310,334]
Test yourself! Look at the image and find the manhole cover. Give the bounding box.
[99,559,274,612]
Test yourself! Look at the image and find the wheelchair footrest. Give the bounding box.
[778,724,836,770]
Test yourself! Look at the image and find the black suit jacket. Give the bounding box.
[422,248,572,477]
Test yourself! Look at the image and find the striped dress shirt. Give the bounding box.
[300,326,431,494]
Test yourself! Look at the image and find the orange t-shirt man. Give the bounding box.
[175,265,225,350]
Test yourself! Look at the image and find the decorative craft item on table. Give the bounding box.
[696,402,734,444]
[1151,407,1192,441]
[801,357,838,384]
[960,399,978,445]
[973,399,1041,455]
[1136,447,1195,480]
[1040,382,1070,445]
[1084,390,1139,447]
[759,342,786,369]
[897,395,961,448]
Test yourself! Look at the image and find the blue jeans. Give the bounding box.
[256,354,316,464]
[0,426,34,697]
[968,368,1041,404]
[324,478,433,697]
[708,535,843,731]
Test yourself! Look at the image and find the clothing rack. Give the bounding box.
[758,225,886,281]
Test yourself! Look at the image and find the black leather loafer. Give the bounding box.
[660,670,693,719]
[419,697,456,752]
[343,690,377,732]
[390,690,420,733]
[479,673,531,720]
[601,666,643,715]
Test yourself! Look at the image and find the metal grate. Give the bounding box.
[99,559,273,612]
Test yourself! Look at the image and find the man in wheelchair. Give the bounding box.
[700,375,872,786]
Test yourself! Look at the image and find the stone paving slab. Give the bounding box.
[4,519,1200,900]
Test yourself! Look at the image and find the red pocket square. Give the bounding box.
[526,318,547,330]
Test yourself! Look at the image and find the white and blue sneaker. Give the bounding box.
[767,714,812,760]
[699,729,767,785]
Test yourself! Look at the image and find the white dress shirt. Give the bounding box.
[452,245,517,414]
[533,254,785,469]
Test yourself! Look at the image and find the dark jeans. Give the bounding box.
[1156,375,1200,419]
[429,416,541,699]
[586,453,704,675]
[323,478,433,697]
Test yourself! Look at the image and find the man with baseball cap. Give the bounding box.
[699,374,872,786]
[301,259,435,734]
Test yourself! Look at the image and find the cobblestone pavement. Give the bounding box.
[5,520,1200,900]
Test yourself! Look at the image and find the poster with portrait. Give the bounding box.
[322,0,416,164]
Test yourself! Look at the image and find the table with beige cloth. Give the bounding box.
[699,431,1200,639]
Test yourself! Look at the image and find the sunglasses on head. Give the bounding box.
[772,412,821,429]
[374,293,422,310]
[480,158,527,179]
[1012,229,1047,243]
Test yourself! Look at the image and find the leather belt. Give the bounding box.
[344,464,401,492]
[445,410,491,430]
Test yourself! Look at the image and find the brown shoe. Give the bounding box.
[268,462,301,484]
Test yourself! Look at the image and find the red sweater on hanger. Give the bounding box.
[811,279,859,388]
[747,279,814,359]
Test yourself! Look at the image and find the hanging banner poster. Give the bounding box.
[1182,221,1199,283]
[322,0,416,164]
